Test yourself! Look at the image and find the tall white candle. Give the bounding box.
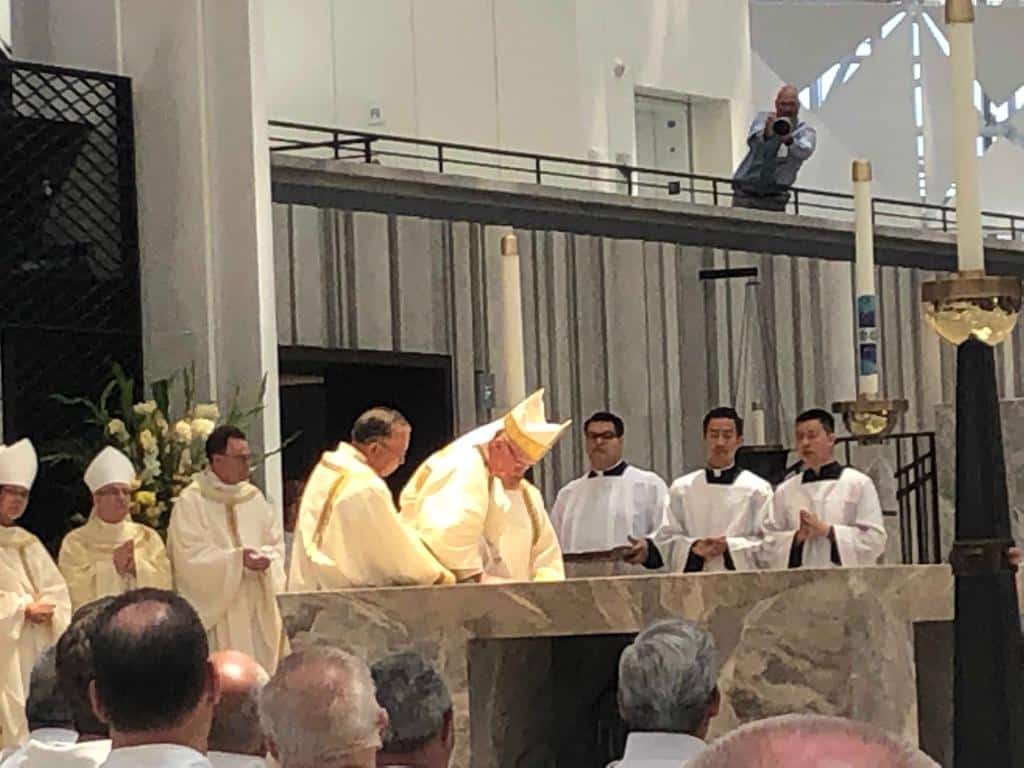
[749,404,766,446]
[947,1,985,273]
[853,160,879,397]
[500,233,527,408]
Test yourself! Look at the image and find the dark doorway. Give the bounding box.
[278,346,454,498]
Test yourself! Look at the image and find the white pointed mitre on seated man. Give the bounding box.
[58,446,172,611]
[400,388,570,583]
[0,439,72,748]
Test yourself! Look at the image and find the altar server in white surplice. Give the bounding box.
[288,408,453,591]
[550,412,668,554]
[0,439,72,748]
[168,426,286,673]
[763,409,886,569]
[626,407,773,573]
[58,447,172,611]
[400,389,569,583]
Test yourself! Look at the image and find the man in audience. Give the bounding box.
[550,412,668,557]
[370,652,453,768]
[4,598,115,766]
[763,409,886,569]
[0,646,76,764]
[687,714,939,767]
[59,446,172,610]
[90,588,221,767]
[400,389,569,583]
[613,618,719,767]
[208,650,269,768]
[288,408,452,590]
[259,646,386,768]
[169,426,286,673]
[732,84,816,211]
[0,438,72,748]
[625,407,772,572]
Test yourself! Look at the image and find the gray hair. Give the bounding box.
[618,618,718,734]
[371,652,452,754]
[689,714,939,768]
[260,646,382,766]
[351,408,409,445]
[26,645,74,730]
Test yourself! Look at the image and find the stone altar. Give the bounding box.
[279,566,967,768]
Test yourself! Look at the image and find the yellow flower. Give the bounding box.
[173,420,193,443]
[190,418,215,440]
[107,418,127,438]
[193,403,220,421]
[133,400,158,417]
[139,429,157,453]
[135,490,157,507]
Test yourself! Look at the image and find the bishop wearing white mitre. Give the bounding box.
[59,446,172,610]
[0,439,71,748]
[168,425,286,673]
[400,389,568,583]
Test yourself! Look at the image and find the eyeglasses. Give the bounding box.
[585,431,620,442]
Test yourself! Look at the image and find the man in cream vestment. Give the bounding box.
[168,426,286,673]
[400,389,568,583]
[58,447,172,610]
[0,439,72,748]
[288,408,452,591]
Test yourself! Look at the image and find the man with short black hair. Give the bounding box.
[3,599,115,766]
[169,426,286,673]
[626,407,772,572]
[90,588,220,767]
[207,650,269,768]
[288,408,452,590]
[763,409,886,569]
[550,412,668,555]
[371,652,453,768]
[612,618,719,766]
[0,646,76,764]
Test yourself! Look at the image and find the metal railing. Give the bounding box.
[784,431,941,565]
[269,120,1024,239]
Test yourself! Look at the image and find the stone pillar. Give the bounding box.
[11,0,282,506]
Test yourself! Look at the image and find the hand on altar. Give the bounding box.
[798,509,830,541]
[243,548,271,572]
[25,601,55,624]
[113,540,136,577]
[623,536,649,565]
[692,538,727,559]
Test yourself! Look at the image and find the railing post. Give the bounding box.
[333,131,340,159]
[942,207,948,232]
[1012,216,1018,241]
[792,188,800,215]
[363,138,373,163]
[626,169,633,197]
[437,145,444,173]
[535,157,542,184]
[712,179,719,206]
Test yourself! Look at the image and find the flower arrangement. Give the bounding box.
[47,363,277,537]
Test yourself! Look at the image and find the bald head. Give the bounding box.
[209,651,269,756]
[689,715,939,768]
[775,85,800,118]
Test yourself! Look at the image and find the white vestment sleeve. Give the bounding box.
[525,485,565,582]
[833,479,887,566]
[167,492,244,630]
[548,487,569,545]
[256,498,287,595]
[639,479,670,540]
[651,490,698,571]
[761,485,800,570]
[725,488,772,571]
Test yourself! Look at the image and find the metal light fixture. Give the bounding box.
[921,271,1021,346]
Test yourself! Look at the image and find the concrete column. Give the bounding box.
[14,0,283,506]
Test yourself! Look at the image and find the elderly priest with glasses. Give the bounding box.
[58,446,172,610]
[400,389,569,584]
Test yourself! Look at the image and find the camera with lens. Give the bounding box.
[772,116,793,136]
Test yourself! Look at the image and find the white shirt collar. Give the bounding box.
[101,744,212,767]
[617,732,706,763]
[207,751,268,767]
[29,727,79,744]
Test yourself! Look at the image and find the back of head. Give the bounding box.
[91,588,210,733]
[56,596,116,737]
[350,408,409,445]
[26,645,74,732]
[371,652,451,755]
[208,650,270,756]
[618,618,718,735]
[688,715,940,768]
[260,646,383,767]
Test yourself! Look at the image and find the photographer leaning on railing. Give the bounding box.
[732,85,817,213]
